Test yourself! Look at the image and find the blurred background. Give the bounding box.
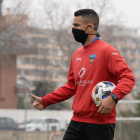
[0,0,140,140]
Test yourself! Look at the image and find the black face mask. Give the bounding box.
[72,26,100,44]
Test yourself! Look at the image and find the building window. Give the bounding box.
[32,70,43,77]
[38,48,48,55]
[24,69,30,75]
[24,57,30,64]
[17,69,22,75]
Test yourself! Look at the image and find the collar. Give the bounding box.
[92,37,99,43]
[83,37,99,46]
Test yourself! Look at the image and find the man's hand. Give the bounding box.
[96,95,115,114]
[30,94,44,111]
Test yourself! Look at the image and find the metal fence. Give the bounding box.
[1,100,140,140]
[0,130,65,140]
[0,120,140,140]
[115,118,140,140]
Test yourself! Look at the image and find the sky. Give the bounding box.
[2,0,140,29]
[112,0,140,28]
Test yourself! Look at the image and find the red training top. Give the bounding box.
[42,39,135,124]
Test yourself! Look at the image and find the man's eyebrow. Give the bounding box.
[72,23,80,26]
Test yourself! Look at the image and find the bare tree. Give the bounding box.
[0,1,37,55]
[30,0,124,80]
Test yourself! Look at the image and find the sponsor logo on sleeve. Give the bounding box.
[112,52,118,55]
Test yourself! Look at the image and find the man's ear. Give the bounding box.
[88,24,95,32]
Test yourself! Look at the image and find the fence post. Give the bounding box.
[119,121,122,140]
[47,121,50,140]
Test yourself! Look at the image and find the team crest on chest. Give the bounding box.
[89,54,96,63]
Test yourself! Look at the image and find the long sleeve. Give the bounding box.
[105,46,135,100]
[42,59,75,108]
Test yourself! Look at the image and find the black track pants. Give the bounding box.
[63,120,115,140]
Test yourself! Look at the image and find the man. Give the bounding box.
[31,9,135,140]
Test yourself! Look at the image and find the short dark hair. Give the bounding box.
[74,9,99,30]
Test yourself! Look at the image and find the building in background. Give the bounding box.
[100,25,140,111]
[17,25,140,94]
[0,8,74,108]
[0,7,139,109]
[16,29,70,90]
[0,9,37,109]
[17,25,140,106]
[108,26,140,96]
